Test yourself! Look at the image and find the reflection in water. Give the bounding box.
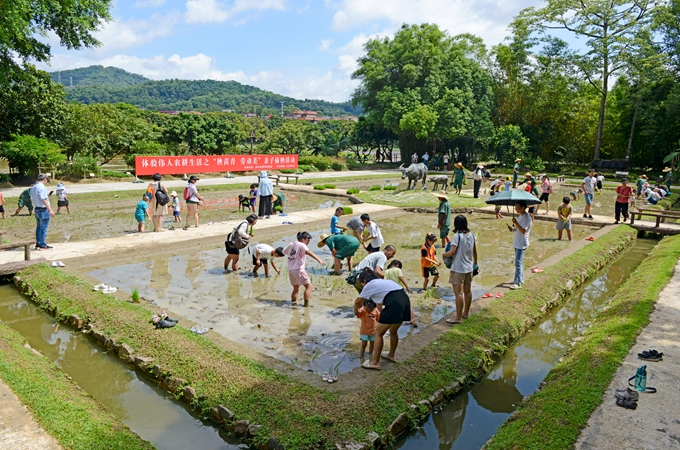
[88,214,600,374]
[0,285,242,450]
[396,239,656,449]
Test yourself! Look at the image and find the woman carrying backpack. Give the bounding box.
[224,214,258,272]
[442,215,477,325]
[149,173,170,232]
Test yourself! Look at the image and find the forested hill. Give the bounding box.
[49,66,361,116]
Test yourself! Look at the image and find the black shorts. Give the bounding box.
[225,240,239,255]
[0,206,4,213]
[366,243,381,253]
[539,193,550,203]
[596,181,602,190]
[528,206,536,214]
[422,266,439,278]
[252,255,268,266]
[57,199,69,207]
[378,290,412,324]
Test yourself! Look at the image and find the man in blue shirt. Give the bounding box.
[29,174,55,250]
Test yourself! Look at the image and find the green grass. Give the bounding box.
[131,288,140,303]
[0,322,154,450]
[346,188,360,195]
[342,207,353,214]
[383,185,397,191]
[14,227,637,448]
[369,185,381,191]
[313,185,326,190]
[324,184,336,189]
[356,189,487,208]
[485,233,680,450]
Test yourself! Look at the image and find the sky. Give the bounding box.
[37,0,543,103]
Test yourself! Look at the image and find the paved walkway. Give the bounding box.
[0,379,62,450]
[576,259,680,450]
[0,170,397,197]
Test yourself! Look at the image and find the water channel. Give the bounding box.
[395,238,656,449]
[0,284,245,450]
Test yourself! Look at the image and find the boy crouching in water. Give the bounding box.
[252,244,284,277]
[357,299,380,358]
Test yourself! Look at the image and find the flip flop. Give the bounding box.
[381,353,396,362]
[531,267,544,273]
[445,319,462,325]
[361,360,380,370]
[482,292,493,298]
[496,292,504,298]
[322,372,330,382]
[586,236,595,241]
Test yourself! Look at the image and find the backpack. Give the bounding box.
[145,184,154,200]
[547,183,554,195]
[183,186,191,201]
[227,221,250,250]
[443,241,456,269]
[154,182,170,207]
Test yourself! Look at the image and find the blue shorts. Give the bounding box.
[584,193,594,205]
[173,210,181,217]
[360,334,375,342]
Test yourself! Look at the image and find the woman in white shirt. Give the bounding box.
[354,268,412,370]
[443,215,477,324]
[507,201,532,289]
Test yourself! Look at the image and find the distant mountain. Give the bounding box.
[49,66,361,117]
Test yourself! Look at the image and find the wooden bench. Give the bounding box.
[615,171,629,179]
[0,240,36,261]
[254,174,300,186]
[556,175,565,182]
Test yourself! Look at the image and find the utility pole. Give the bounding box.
[69,76,73,89]
[280,101,285,117]
[58,71,61,84]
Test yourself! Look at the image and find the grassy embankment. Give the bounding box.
[15,225,636,448]
[0,322,154,450]
[356,189,487,208]
[485,233,680,450]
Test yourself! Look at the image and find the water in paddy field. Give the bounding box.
[394,238,657,450]
[87,212,599,375]
[0,285,245,450]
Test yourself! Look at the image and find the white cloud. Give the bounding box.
[319,39,333,51]
[331,0,540,45]
[94,12,179,52]
[185,0,286,24]
[135,0,168,7]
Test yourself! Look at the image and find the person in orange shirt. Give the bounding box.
[357,299,380,357]
[420,232,441,290]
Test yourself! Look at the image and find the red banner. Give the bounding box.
[135,154,298,176]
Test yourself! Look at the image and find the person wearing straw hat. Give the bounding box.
[513,158,521,188]
[434,190,451,247]
[318,233,360,275]
[451,163,465,195]
[663,167,673,191]
[272,191,286,215]
[636,174,647,198]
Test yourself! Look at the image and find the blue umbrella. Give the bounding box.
[485,189,541,217]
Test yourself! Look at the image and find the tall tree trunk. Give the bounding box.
[593,48,609,162]
[625,104,639,162]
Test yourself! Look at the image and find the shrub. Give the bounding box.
[331,161,346,171]
[0,174,11,183]
[61,154,100,179]
[324,184,336,189]
[346,159,363,170]
[279,169,296,174]
[346,188,360,195]
[299,156,333,171]
[369,185,381,191]
[298,164,318,172]
[342,207,353,214]
[101,170,131,179]
[313,185,327,190]
[383,185,397,191]
[131,289,140,303]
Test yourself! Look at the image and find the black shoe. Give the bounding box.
[155,319,177,329]
[42,245,53,249]
[588,215,593,219]
[583,214,588,218]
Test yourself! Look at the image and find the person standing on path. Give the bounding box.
[360,214,384,253]
[539,174,553,214]
[513,158,521,188]
[473,164,484,198]
[581,169,598,220]
[663,167,673,192]
[183,176,205,229]
[614,178,633,224]
[14,188,33,216]
[507,201,532,290]
[318,233,360,274]
[451,163,465,195]
[435,190,451,247]
[443,215,477,324]
[443,154,449,171]
[356,268,412,371]
[55,182,70,214]
[411,152,418,165]
[29,174,54,250]
[150,173,169,232]
[257,171,274,219]
[422,151,430,168]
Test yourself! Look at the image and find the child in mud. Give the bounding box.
[330,207,347,235]
[282,231,326,306]
[249,184,258,213]
[494,204,503,219]
[384,260,417,326]
[556,196,573,241]
[357,299,380,357]
[252,244,284,277]
[420,232,441,290]
[135,195,150,233]
[238,194,251,212]
[170,191,182,223]
[570,188,583,201]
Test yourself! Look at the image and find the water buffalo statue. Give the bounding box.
[428,175,449,191]
[399,163,428,190]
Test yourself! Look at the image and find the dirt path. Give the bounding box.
[0,379,62,450]
[575,259,680,449]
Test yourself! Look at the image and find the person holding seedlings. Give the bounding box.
[356,299,380,358]
[135,195,150,233]
[443,215,477,325]
[384,260,416,326]
[283,231,326,306]
[55,182,70,214]
[355,268,412,370]
[238,194,251,212]
[360,213,383,253]
[330,207,346,235]
[224,214,257,272]
[556,196,573,241]
[252,244,284,277]
[614,178,633,224]
[421,232,441,290]
[318,233,360,275]
[507,201,532,290]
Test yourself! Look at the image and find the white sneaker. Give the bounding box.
[93,283,108,291]
[102,287,117,294]
[57,261,65,267]
[510,284,522,290]
[51,261,58,267]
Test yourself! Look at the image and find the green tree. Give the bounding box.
[516,0,662,162]
[263,120,322,154]
[162,113,242,155]
[0,134,66,176]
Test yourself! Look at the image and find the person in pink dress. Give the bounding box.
[283,231,326,306]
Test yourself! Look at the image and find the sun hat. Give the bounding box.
[455,162,463,168]
[476,163,484,169]
[317,233,331,247]
[525,172,532,177]
[189,175,199,181]
[515,158,522,162]
[272,193,278,202]
[56,182,64,188]
[662,167,672,172]
[432,190,448,199]
[170,191,177,197]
